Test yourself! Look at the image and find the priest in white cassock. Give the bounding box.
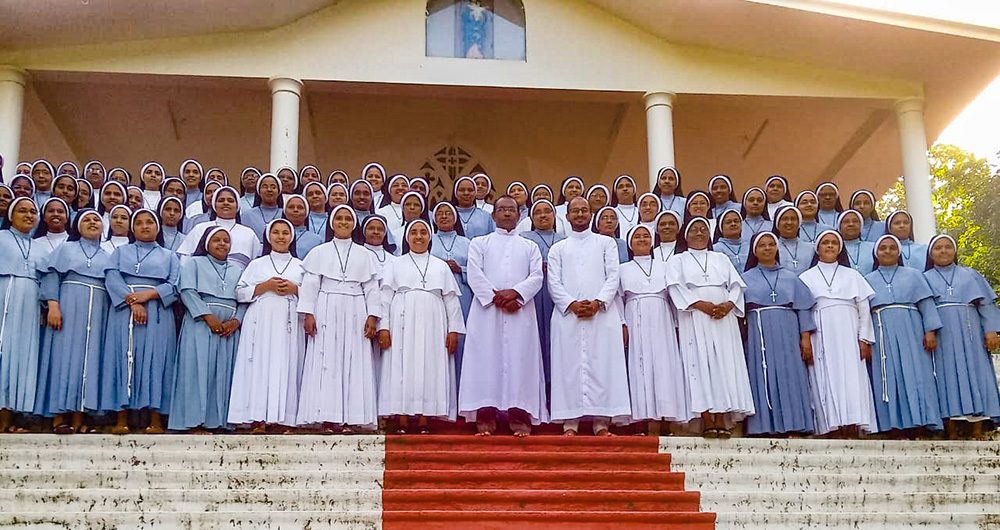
[459,196,548,437]
[547,197,631,436]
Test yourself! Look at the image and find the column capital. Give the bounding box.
[0,66,28,86]
[893,97,924,115]
[268,76,303,96]
[643,91,676,110]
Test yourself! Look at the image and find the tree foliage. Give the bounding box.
[877,144,1000,289]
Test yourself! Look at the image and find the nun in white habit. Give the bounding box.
[377,219,466,431]
[799,229,877,436]
[177,186,262,267]
[296,205,382,431]
[228,219,306,430]
[665,217,754,437]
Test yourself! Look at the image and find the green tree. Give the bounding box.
[877,144,1000,289]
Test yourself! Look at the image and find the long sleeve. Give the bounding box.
[796,308,817,333]
[361,276,381,318]
[511,244,544,302]
[546,244,573,315]
[378,285,394,332]
[595,240,621,306]
[39,272,60,302]
[977,299,1000,333]
[296,272,321,315]
[234,303,247,322]
[180,287,211,319]
[856,298,875,344]
[155,253,181,307]
[466,240,498,307]
[726,277,746,318]
[443,291,466,335]
[105,268,130,309]
[917,297,943,333]
[235,278,259,304]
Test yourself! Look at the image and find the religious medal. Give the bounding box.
[770,291,778,303]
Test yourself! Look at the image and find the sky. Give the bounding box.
[828,0,1000,164]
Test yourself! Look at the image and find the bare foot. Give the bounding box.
[250,423,267,434]
[595,429,615,437]
[476,430,493,437]
[145,425,165,434]
[190,427,211,435]
[513,431,530,438]
[111,425,130,435]
[562,429,577,437]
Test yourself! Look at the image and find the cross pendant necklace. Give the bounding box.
[690,252,711,282]
[409,252,431,288]
[333,239,353,281]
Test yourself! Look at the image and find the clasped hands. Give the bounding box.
[568,300,602,319]
[691,300,735,320]
[203,314,240,337]
[492,289,522,313]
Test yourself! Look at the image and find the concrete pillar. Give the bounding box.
[644,91,676,191]
[894,98,936,243]
[0,67,27,183]
[268,77,303,173]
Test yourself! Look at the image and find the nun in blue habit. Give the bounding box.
[452,175,496,240]
[741,232,816,435]
[0,198,46,431]
[286,194,324,258]
[794,191,834,245]
[864,235,943,433]
[520,199,565,386]
[739,187,771,244]
[242,173,284,242]
[838,210,875,274]
[772,206,814,276]
[158,196,187,252]
[923,234,1000,438]
[714,209,746,273]
[102,208,180,434]
[430,201,473,380]
[885,210,927,269]
[168,227,246,431]
[850,190,886,243]
[33,210,112,431]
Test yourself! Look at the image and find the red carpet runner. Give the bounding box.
[383,435,716,529]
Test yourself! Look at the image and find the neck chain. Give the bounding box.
[332,239,353,281]
[309,214,326,235]
[719,238,742,258]
[408,253,431,288]
[44,232,64,251]
[387,203,402,221]
[657,242,675,262]
[165,229,181,250]
[861,220,875,240]
[934,266,957,296]
[535,230,555,252]
[134,244,158,274]
[13,233,31,270]
[80,240,100,268]
[780,238,800,267]
[846,240,862,269]
[208,257,230,289]
[437,231,458,255]
[615,204,637,223]
[367,246,387,264]
[458,206,476,225]
[259,206,280,226]
[817,264,839,293]
[758,267,780,303]
[900,240,911,260]
[269,253,292,276]
[663,195,678,212]
[634,257,653,278]
[877,266,898,294]
[801,221,819,242]
[688,251,711,282]
[746,216,765,234]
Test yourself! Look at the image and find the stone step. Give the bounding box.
[659,437,1000,457]
[386,434,661,453]
[0,450,382,471]
[683,471,1000,493]
[0,511,382,529]
[0,488,382,513]
[382,509,716,528]
[668,453,1000,474]
[383,469,688,491]
[385,450,671,471]
[712,511,1000,529]
[0,434,383,451]
[1,469,384,490]
[383,489,702,512]
[700,491,1000,513]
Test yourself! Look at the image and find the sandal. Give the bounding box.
[717,428,732,439]
[53,424,75,435]
[703,428,719,439]
[77,425,98,434]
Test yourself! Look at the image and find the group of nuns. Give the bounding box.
[0,156,996,439]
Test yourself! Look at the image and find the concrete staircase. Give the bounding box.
[0,434,385,529]
[661,437,1000,529]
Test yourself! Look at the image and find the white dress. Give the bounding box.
[295,238,381,427]
[799,261,878,434]
[458,230,548,424]
[547,230,632,424]
[378,251,466,420]
[142,190,162,210]
[666,249,755,423]
[614,204,639,235]
[100,236,129,255]
[365,244,395,393]
[177,218,262,267]
[620,256,691,422]
[375,203,405,250]
[228,252,305,426]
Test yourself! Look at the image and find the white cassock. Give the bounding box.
[375,203,405,250]
[666,249,755,424]
[799,261,877,434]
[365,243,396,394]
[547,230,631,424]
[296,239,381,427]
[459,229,548,424]
[619,256,692,422]
[228,252,305,426]
[176,218,262,267]
[378,251,466,420]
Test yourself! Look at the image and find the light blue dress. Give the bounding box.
[521,229,565,385]
[294,226,323,260]
[924,264,1000,420]
[740,215,769,244]
[778,237,814,276]
[243,205,282,242]
[711,200,740,219]
[168,256,246,430]
[817,209,840,227]
[865,265,943,431]
[898,240,928,270]
[861,219,887,242]
[0,229,46,413]
[715,237,747,273]
[307,212,328,237]
[844,238,875,274]
[34,238,112,415]
[659,195,686,217]
[742,264,816,434]
[456,206,495,240]
[186,189,204,209]
[102,241,180,412]
[238,193,255,214]
[612,237,628,264]
[161,226,186,252]
[431,230,472,379]
[798,221,834,245]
